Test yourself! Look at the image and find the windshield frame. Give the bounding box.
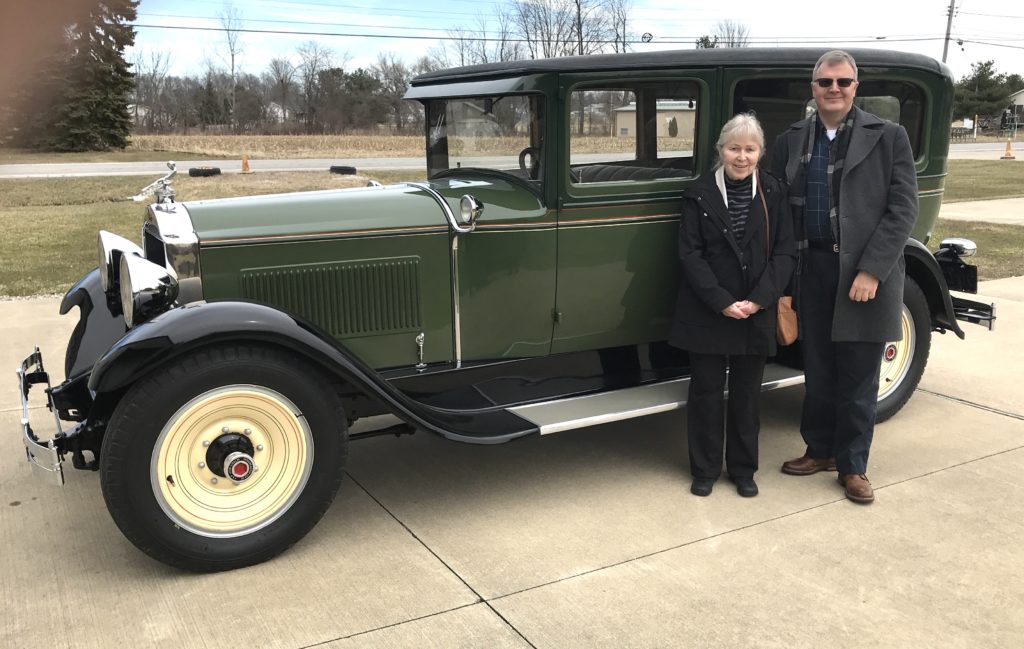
[424,93,546,186]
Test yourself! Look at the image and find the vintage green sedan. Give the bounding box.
[18,47,993,571]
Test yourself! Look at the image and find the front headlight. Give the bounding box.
[98,231,144,293]
[119,253,179,328]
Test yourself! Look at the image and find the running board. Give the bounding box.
[509,363,805,435]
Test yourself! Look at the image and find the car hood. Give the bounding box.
[183,183,450,243]
[183,177,545,244]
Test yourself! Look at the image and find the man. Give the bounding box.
[772,50,917,504]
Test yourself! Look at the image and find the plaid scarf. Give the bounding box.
[788,109,857,250]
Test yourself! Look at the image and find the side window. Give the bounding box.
[855,80,925,156]
[569,81,700,184]
[733,78,925,161]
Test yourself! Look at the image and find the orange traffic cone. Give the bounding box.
[241,154,254,173]
[1001,139,1016,160]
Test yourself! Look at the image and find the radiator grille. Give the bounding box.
[241,257,422,336]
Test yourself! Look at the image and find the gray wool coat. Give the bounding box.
[772,106,918,343]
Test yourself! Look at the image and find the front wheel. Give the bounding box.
[99,345,347,572]
[875,277,931,422]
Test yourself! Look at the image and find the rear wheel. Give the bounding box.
[876,277,931,422]
[100,345,347,572]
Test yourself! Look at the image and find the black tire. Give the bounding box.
[99,345,347,572]
[329,165,357,175]
[188,166,221,177]
[876,276,931,422]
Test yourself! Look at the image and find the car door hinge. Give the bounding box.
[552,309,562,324]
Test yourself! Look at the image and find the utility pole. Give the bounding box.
[942,0,956,63]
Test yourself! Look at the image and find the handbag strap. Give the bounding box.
[757,172,770,258]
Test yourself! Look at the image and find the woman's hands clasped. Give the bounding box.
[721,300,762,320]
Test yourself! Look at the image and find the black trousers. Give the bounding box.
[687,352,767,480]
[799,249,884,475]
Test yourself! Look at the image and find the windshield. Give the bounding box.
[424,94,544,184]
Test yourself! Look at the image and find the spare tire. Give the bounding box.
[329,165,357,175]
[188,166,221,177]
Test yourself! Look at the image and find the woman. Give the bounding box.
[670,113,796,497]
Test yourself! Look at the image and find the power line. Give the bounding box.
[136,12,456,33]
[133,22,996,46]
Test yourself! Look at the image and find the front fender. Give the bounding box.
[904,238,964,339]
[60,268,128,380]
[88,300,536,444]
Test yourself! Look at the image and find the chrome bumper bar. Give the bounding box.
[16,348,65,486]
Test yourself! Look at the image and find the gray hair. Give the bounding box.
[715,112,765,167]
[813,50,858,80]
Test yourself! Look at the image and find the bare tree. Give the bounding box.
[510,0,576,59]
[219,1,244,129]
[132,48,172,131]
[297,41,338,133]
[607,0,633,53]
[264,58,296,125]
[373,53,415,132]
[445,13,523,67]
[712,20,750,48]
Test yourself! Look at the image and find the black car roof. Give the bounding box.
[410,47,949,86]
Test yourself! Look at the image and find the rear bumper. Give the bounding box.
[952,295,996,331]
[16,348,65,486]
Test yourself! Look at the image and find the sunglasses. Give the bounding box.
[814,77,857,88]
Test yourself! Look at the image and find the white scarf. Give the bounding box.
[714,166,758,206]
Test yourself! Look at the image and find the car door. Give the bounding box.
[551,72,717,355]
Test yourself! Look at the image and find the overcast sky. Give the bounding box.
[129,0,1024,84]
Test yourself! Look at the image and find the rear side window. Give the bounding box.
[733,78,925,160]
[568,81,701,184]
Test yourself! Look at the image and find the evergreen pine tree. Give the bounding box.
[48,0,139,151]
[3,1,138,151]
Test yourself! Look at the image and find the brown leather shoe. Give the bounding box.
[839,474,874,504]
[780,455,837,475]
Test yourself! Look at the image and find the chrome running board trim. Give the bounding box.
[509,363,804,435]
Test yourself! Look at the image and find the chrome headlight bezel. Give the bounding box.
[119,253,180,328]
[98,231,145,293]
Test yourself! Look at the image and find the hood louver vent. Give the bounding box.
[241,257,422,337]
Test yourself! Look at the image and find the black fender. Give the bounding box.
[904,238,965,339]
[88,300,537,444]
[60,268,129,380]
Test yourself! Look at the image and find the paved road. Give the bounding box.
[2,278,1022,648]
[0,142,1017,178]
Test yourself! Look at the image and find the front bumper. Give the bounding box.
[17,348,65,486]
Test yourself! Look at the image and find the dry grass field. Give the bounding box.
[125,134,693,159]
[128,134,426,158]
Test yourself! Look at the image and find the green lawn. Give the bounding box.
[943,159,1024,202]
[0,163,1020,297]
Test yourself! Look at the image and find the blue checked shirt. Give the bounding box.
[805,121,834,243]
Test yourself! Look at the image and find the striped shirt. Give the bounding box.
[724,174,753,241]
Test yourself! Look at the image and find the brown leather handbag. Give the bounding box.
[759,180,797,346]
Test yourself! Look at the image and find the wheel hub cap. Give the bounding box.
[224,451,255,482]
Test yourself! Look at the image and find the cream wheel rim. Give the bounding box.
[878,304,915,402]
[151,385,313,538]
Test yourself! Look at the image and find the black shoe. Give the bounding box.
[690,477,715,497]
[731,476,758,497]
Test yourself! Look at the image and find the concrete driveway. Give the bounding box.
[2,279,1022,648]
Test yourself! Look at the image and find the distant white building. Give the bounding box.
[613,100,696,138]
[266,102,287,123]
[1008,89,1024,127]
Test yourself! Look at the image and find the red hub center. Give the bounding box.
[224,452,254,482]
